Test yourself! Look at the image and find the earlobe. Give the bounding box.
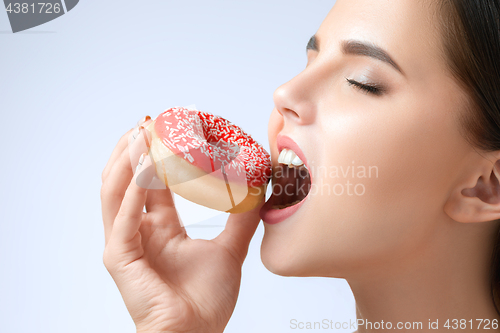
[444,160,500,223]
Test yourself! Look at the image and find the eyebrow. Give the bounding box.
[306,35,403,75]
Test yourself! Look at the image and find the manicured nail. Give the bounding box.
[135,153,147,174]
[138,126,150,149]
[132,126,141,140]
[137,115,151,126]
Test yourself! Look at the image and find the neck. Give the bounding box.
[347,219,500,333]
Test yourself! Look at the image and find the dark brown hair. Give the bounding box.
[437,0,500,315]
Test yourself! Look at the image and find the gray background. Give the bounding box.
[0,1,356,332]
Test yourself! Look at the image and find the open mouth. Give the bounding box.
[259,135,312,224]
[268,148,312,209]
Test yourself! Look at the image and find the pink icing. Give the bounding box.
[154,106,271,187]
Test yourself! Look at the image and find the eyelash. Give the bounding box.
[345,78,385,96]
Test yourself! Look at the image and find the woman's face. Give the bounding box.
[261,0,475,277]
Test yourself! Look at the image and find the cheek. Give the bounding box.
[321,103,465,264]
[262,100,468,277]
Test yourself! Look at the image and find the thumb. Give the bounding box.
[213,200,264,264]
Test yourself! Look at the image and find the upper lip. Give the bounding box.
[276,134,310,171]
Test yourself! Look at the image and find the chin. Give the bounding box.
[259,228,316,277]
[260,251,302,277]
[260,217,358,279]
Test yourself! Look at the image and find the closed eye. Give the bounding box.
[345,78,385,96]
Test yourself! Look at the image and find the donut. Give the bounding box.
[144,106,271,213]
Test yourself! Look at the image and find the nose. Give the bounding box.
[273,70,318,126]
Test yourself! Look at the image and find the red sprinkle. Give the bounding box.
[154,106,271,187]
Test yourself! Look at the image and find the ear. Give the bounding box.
[444,158,500,223]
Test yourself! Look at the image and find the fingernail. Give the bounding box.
[132,126,141,140]
[135,153,147,174]
[138,126,150,149]
[137,115,151,126]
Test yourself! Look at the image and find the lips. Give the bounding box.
[259,135,312,224]
[276,135,310,170]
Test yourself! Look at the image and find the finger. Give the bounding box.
[213,200,264,264]
[137,186,186,247]
[102,127,152,244]
[101,145,134,245]
[102,116,152,183]
[111,153,155,245]
[144,185,186,230]
[129,123,152,175]
[145,186,175,213]
[102,128,133,183]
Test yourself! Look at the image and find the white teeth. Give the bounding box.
[284,149,294,163]
[277,148,304,167]
[291,155,303,166]
[278,149,287,164]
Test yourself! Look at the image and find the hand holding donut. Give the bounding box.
[100,112,267,333]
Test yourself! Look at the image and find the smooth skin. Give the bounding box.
[101,122,263,333]
[264,0,500,331]
[102,0,500,332]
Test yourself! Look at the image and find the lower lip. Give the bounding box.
[259,196,307,224]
